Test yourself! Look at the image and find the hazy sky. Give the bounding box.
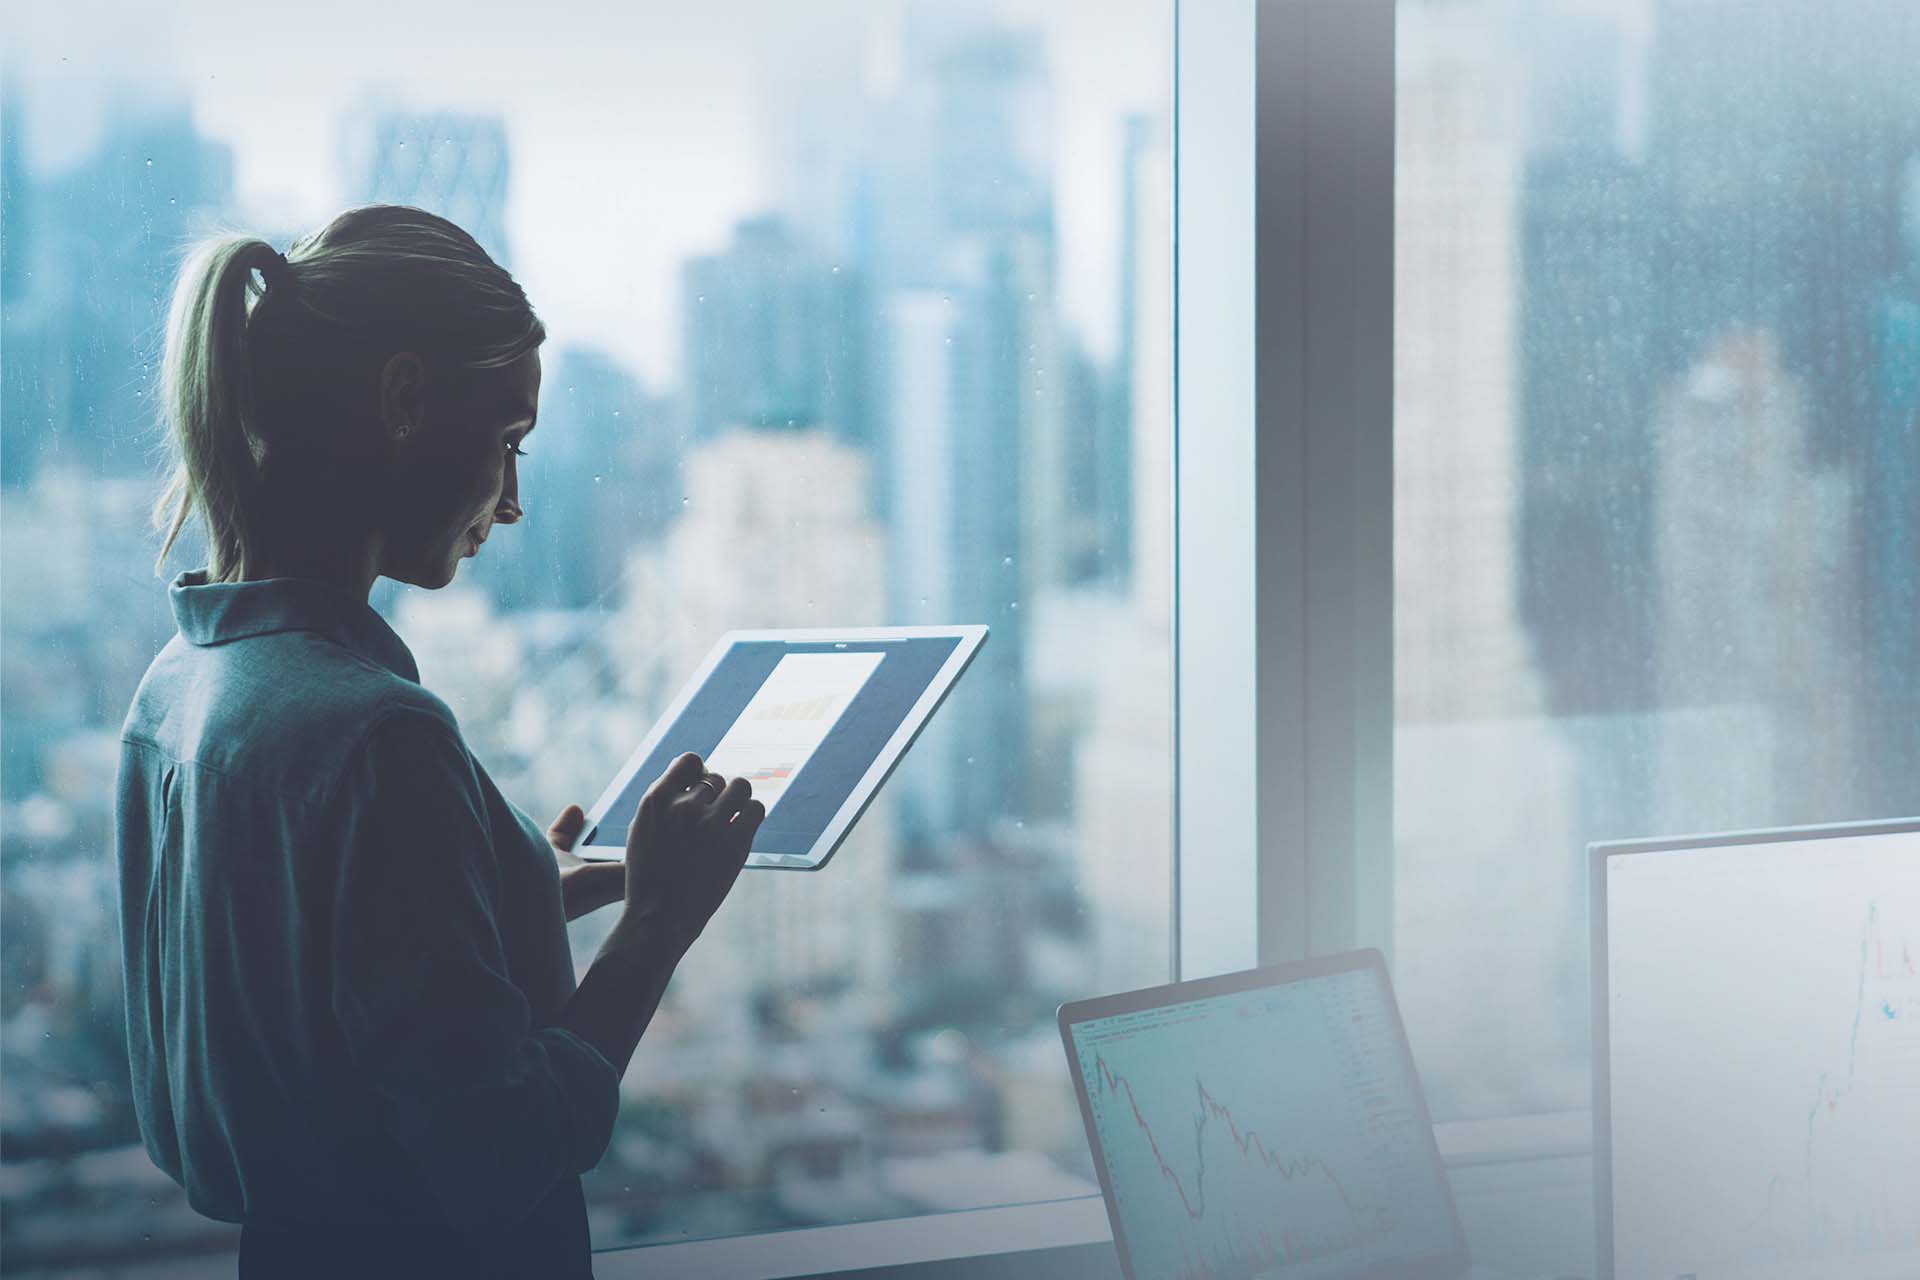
[7,0,1169,386]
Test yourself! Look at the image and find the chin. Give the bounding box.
[389,557,463,591]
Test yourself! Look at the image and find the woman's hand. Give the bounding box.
[549,804,625,922]
[605,752,764,957]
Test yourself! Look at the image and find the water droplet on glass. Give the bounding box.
[144,157,153,167]
[592,475,603,484]
[830,264,841,274]
[1001,556,1013,568]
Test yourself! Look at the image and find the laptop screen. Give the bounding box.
[1060,954,1467,1280]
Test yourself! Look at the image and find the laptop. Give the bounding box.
[1591,819,1920,1280]
[1058,949,1476,1280]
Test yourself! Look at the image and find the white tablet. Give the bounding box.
[576,626,988,870]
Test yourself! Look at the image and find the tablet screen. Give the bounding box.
[582,634,965,863]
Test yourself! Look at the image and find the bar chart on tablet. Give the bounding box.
[704,652,884,813]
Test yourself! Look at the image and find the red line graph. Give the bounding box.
[1093,1052,1386,1270]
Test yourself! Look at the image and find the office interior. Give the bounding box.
[1,0,1916,1277]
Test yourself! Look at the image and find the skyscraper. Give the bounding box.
[343,108,514,268]
[625,425,892,1013]
[857,19,1067,839]
[464,345,677,612]
[1866,232,1920,814]
[1395,2,1541,723]
[1649,332,1860,823]
[681,216,873,460]
[883,257,1032,841]
[1518,0,1920,722]
[0,98,232,485]
[1072,109,1172,995]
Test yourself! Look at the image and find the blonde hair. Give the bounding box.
[155,205,545,580]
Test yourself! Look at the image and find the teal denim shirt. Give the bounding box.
[115,572,617,1273]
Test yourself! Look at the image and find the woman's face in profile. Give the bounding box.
[381,349,542,589]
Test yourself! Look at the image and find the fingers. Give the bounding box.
[547,803,588,852]
[657,752,707,796]
[704,776,753,822]
[635,753,707,827]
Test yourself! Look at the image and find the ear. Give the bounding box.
[378,352,429,445]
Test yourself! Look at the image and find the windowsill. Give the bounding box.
[590,1195,1113,1280]
[589,1114,1595,1279]
[1434,1109,1594,1168]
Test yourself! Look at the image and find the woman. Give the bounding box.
[114,205,763,1277]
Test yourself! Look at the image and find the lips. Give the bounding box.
[464,529,486,558]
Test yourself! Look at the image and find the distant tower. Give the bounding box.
[343,109,513,267]
[1865,189,1919,813]
[464,345,677,612]
[1394,3,1541,723]
[626,426,892,1011]
[856,20,1064,840]
[1,98,233,485]
[681,216,872,458]
[1649,332,1860,826]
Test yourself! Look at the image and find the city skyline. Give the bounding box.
[1,3,1177,1265]
[3,0,1168,386]
[3,0,1917,1272]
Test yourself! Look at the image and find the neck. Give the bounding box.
[244,454,384,600]
[244,539,381,601]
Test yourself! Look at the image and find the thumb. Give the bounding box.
[547,803,588,852]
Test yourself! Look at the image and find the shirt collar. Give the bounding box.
[168,570,420,683]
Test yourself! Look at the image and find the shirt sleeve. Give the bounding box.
[329,705,620,1232]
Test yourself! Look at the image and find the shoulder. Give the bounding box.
[128,628,470,805]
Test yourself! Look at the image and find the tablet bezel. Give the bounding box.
[576,625,988,871]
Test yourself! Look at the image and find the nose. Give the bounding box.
[494,460,523,524]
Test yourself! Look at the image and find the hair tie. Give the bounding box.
[261,248,295,293]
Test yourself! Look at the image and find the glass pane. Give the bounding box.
[1395,0,1920,1121]
[0,0,1172,1266]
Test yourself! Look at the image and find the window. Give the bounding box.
[1393,0,1920,1124]
[0,0,1172,1269]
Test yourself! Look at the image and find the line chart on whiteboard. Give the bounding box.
[1757,898,1920,1260]
[1069,969,1458,1280]
[1606,830,1920,1280]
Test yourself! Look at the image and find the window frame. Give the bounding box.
[598,0,1577,1275]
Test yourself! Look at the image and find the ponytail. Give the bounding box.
[152,206,544,580]
[154,237,283,580]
